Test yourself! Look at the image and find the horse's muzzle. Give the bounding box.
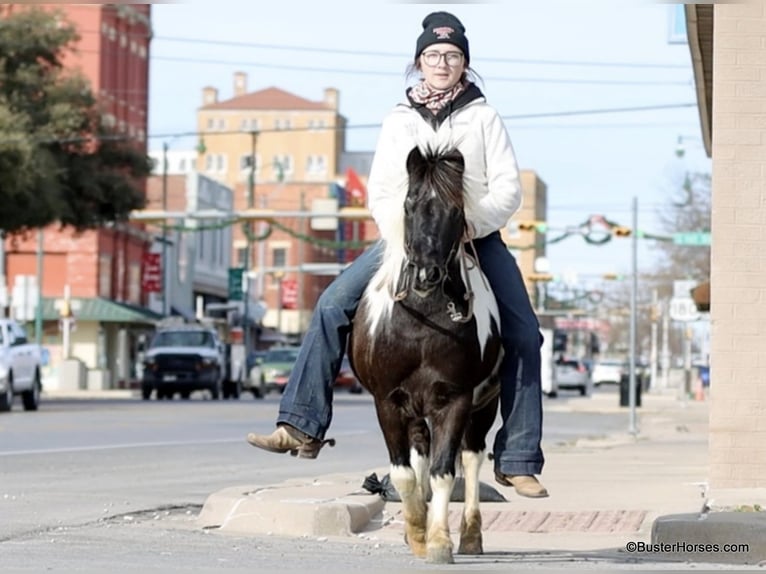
[412,265,443,297]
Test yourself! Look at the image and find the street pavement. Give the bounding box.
[196,390,766,567]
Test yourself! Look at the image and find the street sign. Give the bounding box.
[669,297,700,322]
[228,268,244,301]
[141,252,162,293]
[673,232,711,246]
[280,279,298,310]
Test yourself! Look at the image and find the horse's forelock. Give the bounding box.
[411,147,465,211]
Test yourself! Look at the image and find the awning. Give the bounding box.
[42,297,163,324]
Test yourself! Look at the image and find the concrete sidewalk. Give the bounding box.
[196,392,766,565]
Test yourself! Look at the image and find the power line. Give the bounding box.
[146,53,692,87]
[0,102,697,145]
[72,28,691,70]
[150,35,690,70]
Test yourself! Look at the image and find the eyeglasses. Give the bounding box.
[421,51,464,67]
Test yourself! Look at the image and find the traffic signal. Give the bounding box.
[517,220,546,232]
[612,226,632,237]
[527,273,553,282]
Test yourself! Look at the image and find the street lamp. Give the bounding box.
[243,130,258,355]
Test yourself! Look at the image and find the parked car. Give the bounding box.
[0,319,44,412]
[591,358,624,386]
[553,357,592,396]
[243,351,268,398]
[259,346,301,394]
[335,356,363,394]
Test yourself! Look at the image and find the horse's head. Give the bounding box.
[403,146,466,298]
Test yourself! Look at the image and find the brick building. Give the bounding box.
[0,5,154,388]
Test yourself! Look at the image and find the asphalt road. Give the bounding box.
[2,387,704,571]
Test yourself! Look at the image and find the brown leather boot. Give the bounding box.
[494,472,549,498]
[246,424,335,459]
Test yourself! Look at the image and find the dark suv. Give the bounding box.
[141,325,225,400]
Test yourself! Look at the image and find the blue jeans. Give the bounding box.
[277,232,544,475]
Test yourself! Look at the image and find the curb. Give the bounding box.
[197,477,386,537]
[651,511,766,565]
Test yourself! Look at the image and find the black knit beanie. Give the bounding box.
[415,11,470,64]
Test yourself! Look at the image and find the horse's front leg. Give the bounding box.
[375,400,427,558]
[426,393,473,564]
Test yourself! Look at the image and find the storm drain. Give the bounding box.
[385,509,647,533]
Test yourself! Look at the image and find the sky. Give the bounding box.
[147,1,712,288]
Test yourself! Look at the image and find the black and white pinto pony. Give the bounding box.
[349,146,503,564]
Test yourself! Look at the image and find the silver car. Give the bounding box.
[553,357,592,396]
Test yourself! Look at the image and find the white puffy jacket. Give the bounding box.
[367,93,522,241]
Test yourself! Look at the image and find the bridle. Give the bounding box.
[392,223,487,324]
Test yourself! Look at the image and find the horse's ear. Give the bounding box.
[406,147,426,178]
[446,148,465,171]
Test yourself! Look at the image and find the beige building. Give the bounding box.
[505,171,548,305]
[686,4,766,493]
[194,75,353,337]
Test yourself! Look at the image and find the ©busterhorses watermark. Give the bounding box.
[625,541,750,554]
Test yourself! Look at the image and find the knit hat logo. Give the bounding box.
[432,26,454,40]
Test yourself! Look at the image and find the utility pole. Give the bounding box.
[297,191,306,335]
[161,141,169,317]
[243,130,257,354]
[34,229,43,345]
[628,196,639,435]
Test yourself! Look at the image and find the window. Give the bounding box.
[249,118,259,131]
[273,247,287,268]
[204,154,214,172]
[99,255,112,298]
[178,158,187,172]
[273,154,293,179]
[215,154,225,172]
[240,154,259,170]
[236,247,248,267]
[128,263,141,304]
[206,117,215,130]
[308,119,326,131]
[274,118,291,131]
[216,118,225,130]
[306,155,327,174]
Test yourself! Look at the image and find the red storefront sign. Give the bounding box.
[280,279,298,310]
[141,252,162,293]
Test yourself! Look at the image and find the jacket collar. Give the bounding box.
[405,82,485,129]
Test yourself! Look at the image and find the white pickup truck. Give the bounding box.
[0,318,44,412]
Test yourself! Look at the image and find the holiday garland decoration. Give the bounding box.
[153,213,672,250]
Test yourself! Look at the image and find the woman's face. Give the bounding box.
[418,43,466,91]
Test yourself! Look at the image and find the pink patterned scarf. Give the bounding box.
[409,79,466,113]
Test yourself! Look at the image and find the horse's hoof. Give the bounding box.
[426,547,454,564]
[458,541,483,555]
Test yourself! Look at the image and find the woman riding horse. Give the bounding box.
[247,10,547,500]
